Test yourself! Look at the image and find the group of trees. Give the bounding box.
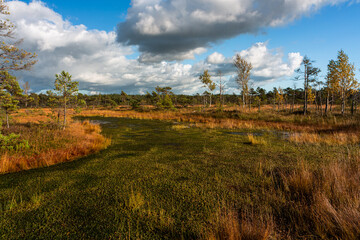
[197,50,358,115]
[325,50,358,115]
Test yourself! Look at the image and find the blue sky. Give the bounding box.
[21,0,131,31]
[8,0,360,94]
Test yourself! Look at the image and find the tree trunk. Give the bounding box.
[325,97,328,115]
[304,89,307,115]
[249,95,251,111]
[63,96,67,130]
[355,94,358,114]
[341,90,345,115]
[330,93,333,112]
[304,65,308,115]
[314,90,318,114]
[319,90,323,116]
[242,92,245,109]
[325,92,329,115]
[6,111,9,129]
[219,81,223,110]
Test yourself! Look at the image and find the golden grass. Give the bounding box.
[279,155,360,239]
[0,121,111,174]
[171,124,190,130]
[1,109,111,174]
[289,132,359,145]
[76,106,359,132]
[208,207,274,240]
[76,109,302,132]
[207,153,360,239]
[247,134,267,145]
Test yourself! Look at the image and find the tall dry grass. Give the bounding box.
[275,154,360,239]
[77,107,360,132]
[1,109,111,174]
[207,208,274,240]
[289,132,359,145]
[207,152,360,240]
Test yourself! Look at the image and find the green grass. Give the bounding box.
[0,117,358,239]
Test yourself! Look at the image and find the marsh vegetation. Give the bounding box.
[0,108,359,239]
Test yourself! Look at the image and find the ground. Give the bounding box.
[0,116,358,239]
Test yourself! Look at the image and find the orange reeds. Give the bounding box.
[207,207,274,240]
[0,121,111,174]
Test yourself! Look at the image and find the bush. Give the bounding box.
[0,133,30,152]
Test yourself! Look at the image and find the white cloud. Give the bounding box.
[6,1,303,95]
[6,1,200,94]
[198,42,303,89]
[206,52,226,64]
[237,42,303,80]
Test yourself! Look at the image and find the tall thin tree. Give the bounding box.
[54,71,78,129]
[297,56,320,115]
[234,54,252,109]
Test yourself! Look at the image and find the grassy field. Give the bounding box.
[0,116,359,239]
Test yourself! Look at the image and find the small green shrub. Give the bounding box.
[0,133,30,152]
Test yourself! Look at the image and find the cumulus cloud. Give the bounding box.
[196,42,303,92]
[206,52,226,64]
[117,0,346,62]
[7,1,302,95]
[6,1,200,94]
[238,42,303,81]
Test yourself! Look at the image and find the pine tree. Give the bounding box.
[0,71,22,128]
[199,70,216,107]
[297,56,320,115]
[54,71,78,129]
[0,1,37,71]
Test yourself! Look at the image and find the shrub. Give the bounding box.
[0,133,29,152]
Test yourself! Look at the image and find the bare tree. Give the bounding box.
[234,54,252,109]
[217,70,225,110]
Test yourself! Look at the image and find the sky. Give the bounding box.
[4,0,360,95]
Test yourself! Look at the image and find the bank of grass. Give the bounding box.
[0,110,111,173]
[0,116,359,239]
[77,105,359,131]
